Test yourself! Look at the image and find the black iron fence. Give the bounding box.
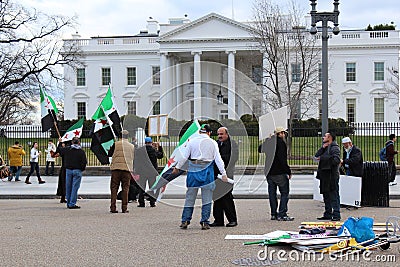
[1,122,399,166]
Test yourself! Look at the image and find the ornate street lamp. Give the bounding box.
[309,0,340,136]
[217,88,223,104]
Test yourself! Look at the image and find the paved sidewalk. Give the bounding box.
[1,174,400,199]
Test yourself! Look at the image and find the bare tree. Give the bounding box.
[251,0,321,153]
[0,0,82,124]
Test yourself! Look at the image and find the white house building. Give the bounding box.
[62,13,400,123]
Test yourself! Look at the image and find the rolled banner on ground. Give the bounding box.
[217,174,234,184]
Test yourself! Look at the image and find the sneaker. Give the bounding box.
[277,216,294,221]
[389,182,397,186]
[200,222,210,230]
[180,221,190,229]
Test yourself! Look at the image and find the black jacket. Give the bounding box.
[342,145,363,177]
[61,145,87,171]
[134,144,164,176]
[213,137,239,178]
[258,135,291,176]
[315,141,341,193]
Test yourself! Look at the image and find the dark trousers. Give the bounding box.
[322,178,341,219]
[212,189,237,224]
[26,162,41,181]
[267,174,290,217]
[110,170,131,212]
[45,161,55,175]
[389,161,396,182]
[137,176,158,205]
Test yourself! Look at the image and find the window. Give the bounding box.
[318,63,322,82]
[252,65,262,84]
[374,98,384,122]
[127,101,137,115]
[190,100,194,119]
[346,98,356,123]
[152,101,160,115]
[374,62,384,81]
[346,63,356,82]
[219,110,228,120]
[152,66,160,85]
[291,63,301,82]
[222,67,228,83]
[252,99,261,115]
[189,66,194,84]
[127,67,137,86]
[102,67,111,86]
[77,102,86,119]
[76,68,86,86]
[293,101,301,119]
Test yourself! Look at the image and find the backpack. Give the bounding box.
[379,141,393,161]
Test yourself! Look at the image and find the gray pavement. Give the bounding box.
[1,174,400,199]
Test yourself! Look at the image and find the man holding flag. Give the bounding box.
[40,86,59,133]
[172,124,228,230]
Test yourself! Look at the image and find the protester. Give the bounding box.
[315,132,341,221]
[172,124,228,230]
[45,139,57,176]
[386,133,398,186]
[7,141,26,181]
[258,126,294,221]
[56,141,68,203]
[135,136,164,207]
[108,130,135,213]
[210,127,239,227]
[340,137,363,177]
[25,142,46,184]
[62,137,87,209]
[0,154,11,179]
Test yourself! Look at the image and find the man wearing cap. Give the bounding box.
[258,126,294,221]
[340,137,363,177]
[315,132,341,221]
[108,130,135,213]
[172,124,228,230]
[135,136,164,207]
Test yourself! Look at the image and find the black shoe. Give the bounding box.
[331,217,341,221]
[200,222,210,230]
[110,210,118,213]
[122,210,129,213]
[271,215,277,220]
[137,204,145,208]
[180,221,190,229]
[15,179,21,182]
[209,222,224,227]
[39,180,46,184]
[317,216,331,220]
[68,205,81,209]
[150,203,156,207]
[226,222,238,227]
[277,216,294,221]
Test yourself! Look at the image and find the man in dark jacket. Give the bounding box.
[386,133,398,186]
[340,137,363,177]
[315,132,341,221]
[258,126,293,221]
[61,137,87,209]
[209,127,239,227]
[135,137,164,207]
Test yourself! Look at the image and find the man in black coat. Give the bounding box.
[209,127,239,227]
[135,137,164,207]
[315,132,341,221]
[258,126,293,221]
[340,137,363,177]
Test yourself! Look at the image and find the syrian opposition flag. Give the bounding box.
[61,117,84,142]
[40,86,59,132]
[90,86,122,164]
[149,120,201,201]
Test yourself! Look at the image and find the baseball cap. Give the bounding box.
[144,137,152,143]
[199,124,212,133]
[342,137,352,143]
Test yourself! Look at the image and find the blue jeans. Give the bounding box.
[267,174,290,217]
[66,169,82,207]
[9,166,22,181]
[181,182,215,224]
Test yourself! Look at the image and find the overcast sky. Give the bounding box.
[20,0,400,38]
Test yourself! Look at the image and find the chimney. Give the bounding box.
[147,17,159,35]
[71,32,81,39]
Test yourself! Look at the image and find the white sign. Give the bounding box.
[313,172,362,207]
[259,106,288,140]
[148,114,168,136]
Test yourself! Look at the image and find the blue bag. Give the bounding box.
[337,217,375,243]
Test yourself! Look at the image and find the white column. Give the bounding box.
[176,61,183,120]
[160,52,168,114]
[226,50,236,119]
[166,56,174,114]
[262,52,269,115]
[192,51,202,119]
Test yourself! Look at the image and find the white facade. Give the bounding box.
[63,13,400,123]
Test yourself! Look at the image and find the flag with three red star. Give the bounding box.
[61,117,84,142]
